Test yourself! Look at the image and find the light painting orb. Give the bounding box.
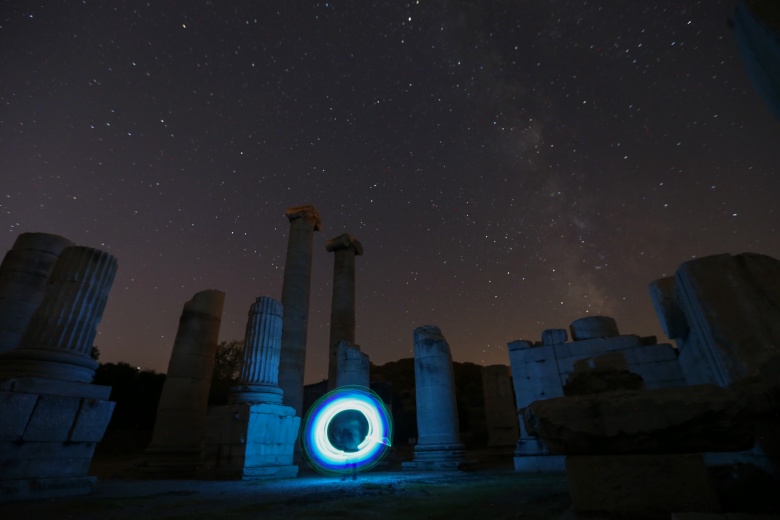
[300,386,393,475]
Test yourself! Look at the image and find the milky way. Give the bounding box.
[2,1,778,382]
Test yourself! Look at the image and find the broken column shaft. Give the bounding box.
[326,233,363,389]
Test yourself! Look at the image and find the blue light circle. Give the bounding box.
[300,386,392,475]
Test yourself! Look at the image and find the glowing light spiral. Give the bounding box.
[300,386,393,475]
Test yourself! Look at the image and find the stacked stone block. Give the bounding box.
[0,240,118,500]
[507,316,686,472]
[203,296,299,480]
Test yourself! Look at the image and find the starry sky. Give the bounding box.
[2,1,779,384]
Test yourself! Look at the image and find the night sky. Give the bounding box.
[2,1,778,383]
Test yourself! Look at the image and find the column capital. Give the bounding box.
[285,205,321,231]
[326,233,364,255]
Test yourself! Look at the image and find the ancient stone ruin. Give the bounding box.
[326,233,363,390]
[0,232,74,354]
[523,351,754,516]
[649,252,780,386]
[0,239,118,500]
[139,289,225,477]
[335,340,370,388]
[649,251,780,474]
[203,296,299,479]
[507,316,685,472]
[403,325,465,471]
[278,205,321,416]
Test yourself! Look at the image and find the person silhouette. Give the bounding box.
[328,410,367,480]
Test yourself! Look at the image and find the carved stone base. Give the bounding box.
[0,380,114,501]
[202,402,300,480]
[513,454,565,472]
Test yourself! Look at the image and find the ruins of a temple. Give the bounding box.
[507,315,685,472]
[3,215,777,518]
[0,237,118,500]
[139,289,225,477]
[403,325,465,471]
[203,296,299,479]
[326,233,364,389]
[649,252,780,473]
[278,205,321,416]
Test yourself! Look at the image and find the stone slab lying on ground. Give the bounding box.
[523,384,755,454]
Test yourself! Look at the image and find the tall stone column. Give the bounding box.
[0,246,118,383]
[326,233,363,389]
[0,232,74,354]
[231,296,284,404]
[142,289,225,476]
[403,325,465,471]
[278,205,321,416]
[202,296,299,480]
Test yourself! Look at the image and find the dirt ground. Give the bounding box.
[2,459,572,520]
[1,441,577,520]
[3,443,778,520]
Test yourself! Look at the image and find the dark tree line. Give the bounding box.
[93,362,165,431]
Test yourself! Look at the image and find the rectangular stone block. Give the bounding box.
[507,340,534,351]
[0,476,96,502]
[0,378,111,400]
[508,345,563,417]
[674,253,780,385]
[0,391,37,441]
[0,439,94,459]
[0,439,96,480]
[203,403,299,479]
[566,454,720,515]
[541,329,567,346]
[69,399,115,442]
[23,395,80,442]
[0,455,92,480]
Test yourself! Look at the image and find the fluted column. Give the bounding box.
[0,233,74,354]
[231,296,284,404]
[326,234,363,390]
[278,205,321,416]
[0,246,118,383]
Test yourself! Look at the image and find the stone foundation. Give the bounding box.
[0,379,114,501]
[203,403,299,479]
